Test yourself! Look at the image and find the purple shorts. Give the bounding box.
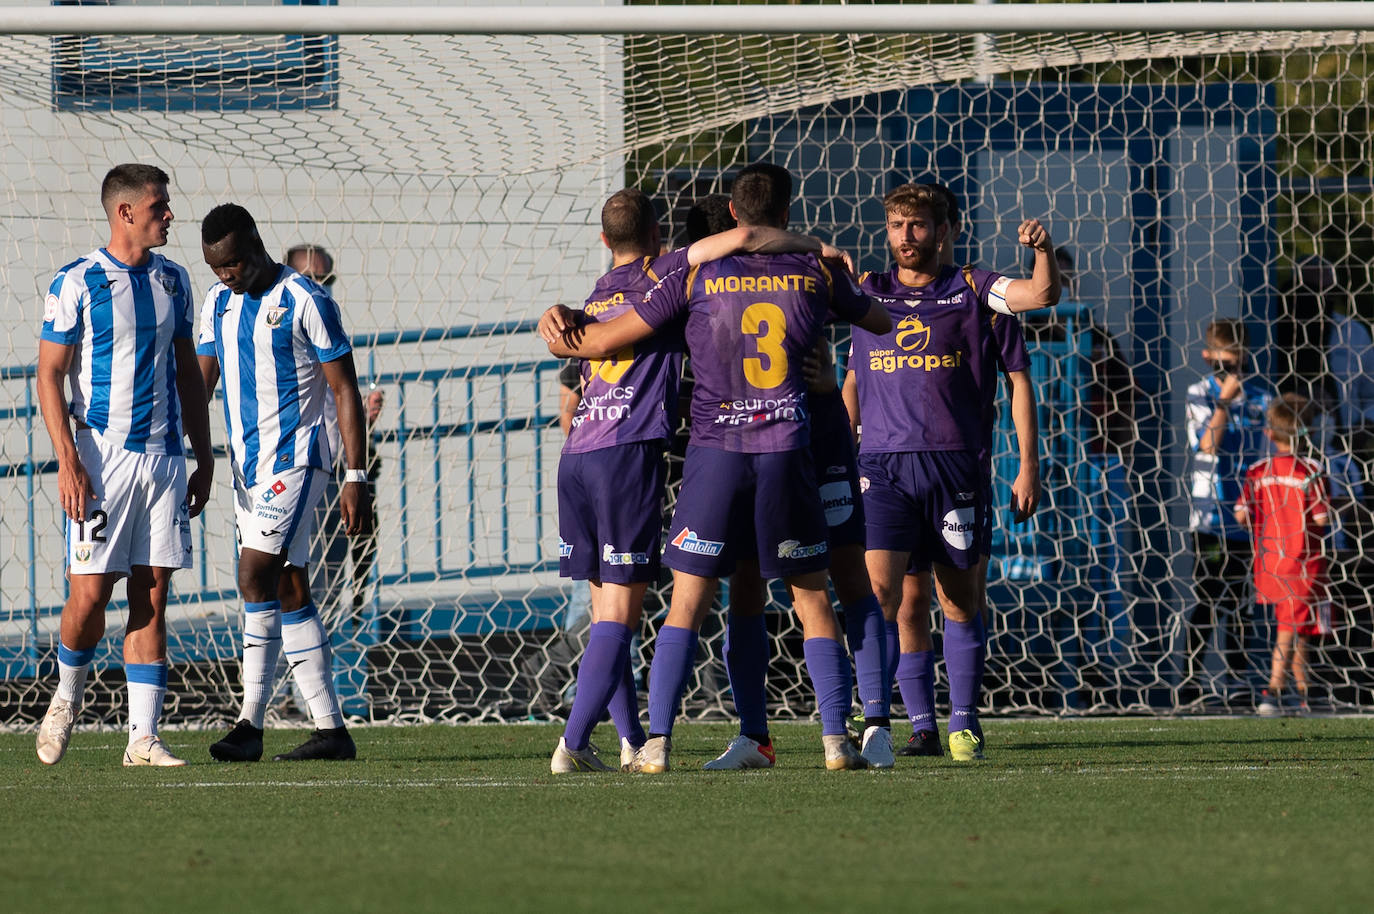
[558,441,666,584]
[664,444,830,580]
[809,391,865,549]
[859,450,989,570]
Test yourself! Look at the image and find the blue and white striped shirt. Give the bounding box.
[196,265,352,489]
[40,248,194,455]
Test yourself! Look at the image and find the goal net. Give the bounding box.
[2,2,1373,727]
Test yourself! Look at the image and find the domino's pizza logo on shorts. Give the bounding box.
[669,527,724,557]
[942,508,977,551]
[777,539,828,560]
[261,479,288,503]
[819,481,854,526]
[602,543,649,566]
[558,539,574,559]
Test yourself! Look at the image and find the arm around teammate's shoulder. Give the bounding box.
[548,309,656,360]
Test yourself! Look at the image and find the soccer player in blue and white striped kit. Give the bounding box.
[197,204,372,762]
[36,163,214,767]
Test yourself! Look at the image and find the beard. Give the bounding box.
[890,236,939,272]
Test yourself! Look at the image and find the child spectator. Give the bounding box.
[1234,394,1331,716]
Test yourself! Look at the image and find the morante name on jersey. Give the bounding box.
[704,274,818,294]
[869,348,965,373]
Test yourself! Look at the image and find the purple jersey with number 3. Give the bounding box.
[636,252,871,453]
[853,264,1025,454]
[562,249,690,455]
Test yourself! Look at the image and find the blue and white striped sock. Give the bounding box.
[282,604,344,729]
[126,660,168,741]
[241,600,283,729]
[56,642,97,707]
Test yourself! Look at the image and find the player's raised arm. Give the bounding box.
[998,218,1062,313]
[36,338,94,521]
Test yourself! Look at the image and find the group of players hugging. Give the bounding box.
[539,162,1062,773]
[32,160,1061,771]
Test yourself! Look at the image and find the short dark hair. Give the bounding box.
[201,203,258,246]
[100,164,169,216]
[923,181,960,230]
[1206,318,1248,352]
[284,243,336,284]
[730,162,792,226]
[685,194,736,243]
[600,189,658,251]
[882,183,948,229]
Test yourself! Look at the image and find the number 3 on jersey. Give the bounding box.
[742,302,787,389]
[589,345,634,384]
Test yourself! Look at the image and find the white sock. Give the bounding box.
[126,661,167,742]
[55,642,97,707]
[241,601,283,729]
[281,604,344,729]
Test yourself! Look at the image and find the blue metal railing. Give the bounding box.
[3,320,565,677]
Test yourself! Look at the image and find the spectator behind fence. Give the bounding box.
[1020,247,1139,673]
[1235,394,1331,717]
[285,244,384,628]
[1182,318,1275,706]
[1275,254,1374,431]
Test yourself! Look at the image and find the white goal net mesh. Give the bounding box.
[2,3,1373,726]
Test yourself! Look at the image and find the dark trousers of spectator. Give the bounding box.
[1184,531,1253,695]
[310,475,380,626]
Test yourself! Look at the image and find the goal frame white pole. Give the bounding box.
[2,3,1374,36]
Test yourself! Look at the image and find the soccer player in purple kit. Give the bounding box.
[846,183,1042,757]
[681,195,896,771]
[537,188,853,773]
[547,162,890,772]
[852,183,1059,762]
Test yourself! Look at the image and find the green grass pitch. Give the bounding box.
[4,718,1371,913]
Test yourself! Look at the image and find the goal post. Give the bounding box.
[3,3,1374,727]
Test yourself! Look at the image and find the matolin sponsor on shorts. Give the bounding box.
[777,539,827,560]
[602,543,649,566]
[670,527,724,556]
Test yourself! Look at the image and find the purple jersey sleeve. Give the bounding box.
[563,258,685,454]
[824,262,872,325]
[634,266,691,331]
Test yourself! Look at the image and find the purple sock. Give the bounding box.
[606,642,646,748]
[563,622,632,751]
[885,620,899,688]
[843,595,889,721]
[647,624,698,737]
[725,612,770,737]
[944,615,987,736]
[896,650,936,731]
[802,637,853,736]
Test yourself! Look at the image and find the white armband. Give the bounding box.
[343,469,368,484]
[986,276,1015,315]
